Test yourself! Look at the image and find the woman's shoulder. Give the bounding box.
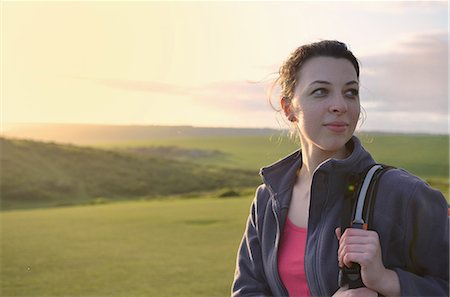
[381,167,422,188]
[373,167,448,248]
[378,167,447,211]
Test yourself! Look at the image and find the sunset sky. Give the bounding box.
[2,1,448,134]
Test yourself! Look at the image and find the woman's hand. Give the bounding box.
[332,285,378,297]
[335,227,401,296]
[335,227,385,290]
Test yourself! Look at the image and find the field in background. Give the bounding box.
[5,132,446,211]
[101,135,299,171]
[1,127,448,297]
[1,196,251,297]
[101,133,449,198]
[1,137,259,210]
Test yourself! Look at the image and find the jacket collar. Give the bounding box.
[259,136,375,197]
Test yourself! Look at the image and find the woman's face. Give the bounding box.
[291,56,360,153]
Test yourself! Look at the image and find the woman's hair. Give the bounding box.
[274,40,360,103]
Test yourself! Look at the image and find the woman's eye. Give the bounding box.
[311,88,328,96]
[345,88,359,98]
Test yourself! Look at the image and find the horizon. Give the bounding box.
[2,122,449,137]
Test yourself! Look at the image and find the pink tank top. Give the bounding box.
[277,216,311,297]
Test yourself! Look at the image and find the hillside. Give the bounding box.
[102,133,449,200]
[0,138,259,210]
[1,127,448,210]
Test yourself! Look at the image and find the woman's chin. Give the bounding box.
[315,135,352,155]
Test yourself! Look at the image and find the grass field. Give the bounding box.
[101,133,449,177]
[0,137,259,210]
[102,133,449,198]
[101,134,299,171]
[1,196,252,297]
[1,131,448,296]
[7,132,447,210]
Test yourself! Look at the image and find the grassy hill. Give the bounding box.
[4,123,448,179]
[103,133,449,179]
[102,133,448,200]
[1,127,448,210]
[0,138,259,210]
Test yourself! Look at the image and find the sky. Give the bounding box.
[2,1,449,134]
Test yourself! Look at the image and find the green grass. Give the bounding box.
[1,195,252,297]
[101,133,449,199]
[101,133,449,177]
[1,131,449,297]
[2,133,448,210]
[359,134,449,199]
[358,133,448,179]
[100,134,300,171]
[0,138,259,210]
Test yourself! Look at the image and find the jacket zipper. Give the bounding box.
[271,197,290,296]
[305,174,328,297]
[261,174,290,296]
[313,209,326,296]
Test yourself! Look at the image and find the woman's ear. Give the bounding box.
[280,97,289,116]
[281,97,297,122]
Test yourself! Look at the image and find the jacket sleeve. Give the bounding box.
[231,185,273,297]
[393,180,449,297]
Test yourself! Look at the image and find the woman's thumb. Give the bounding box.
[335,227,342,240]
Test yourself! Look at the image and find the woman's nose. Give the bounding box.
[329,95,347,114]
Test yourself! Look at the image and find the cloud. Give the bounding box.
[362,111,448,134]
[191,80,273,112]
[78,31,448,133]
[360,31,448,115]
[354,1,447,14]
[84,76,273,113]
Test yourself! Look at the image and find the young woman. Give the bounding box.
[231,40,449,297]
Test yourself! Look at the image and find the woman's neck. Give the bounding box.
[299,141,350,179]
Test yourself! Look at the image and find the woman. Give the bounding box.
[231,40,449,297]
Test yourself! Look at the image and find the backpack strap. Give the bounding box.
[338,164,395,289]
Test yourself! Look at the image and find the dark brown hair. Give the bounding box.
[274,40,360,103]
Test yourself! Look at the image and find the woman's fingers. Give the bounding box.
[342,249,377,267]
[336,227,386,290]
[340,228,378,241]
[339,229,379,249]
[338,244,370,267]
[337,228,380,267]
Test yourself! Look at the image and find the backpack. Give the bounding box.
[338,163,395,289]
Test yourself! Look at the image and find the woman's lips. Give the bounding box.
[324,122,349,132]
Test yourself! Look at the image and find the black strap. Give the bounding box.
[338,164,394,289]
